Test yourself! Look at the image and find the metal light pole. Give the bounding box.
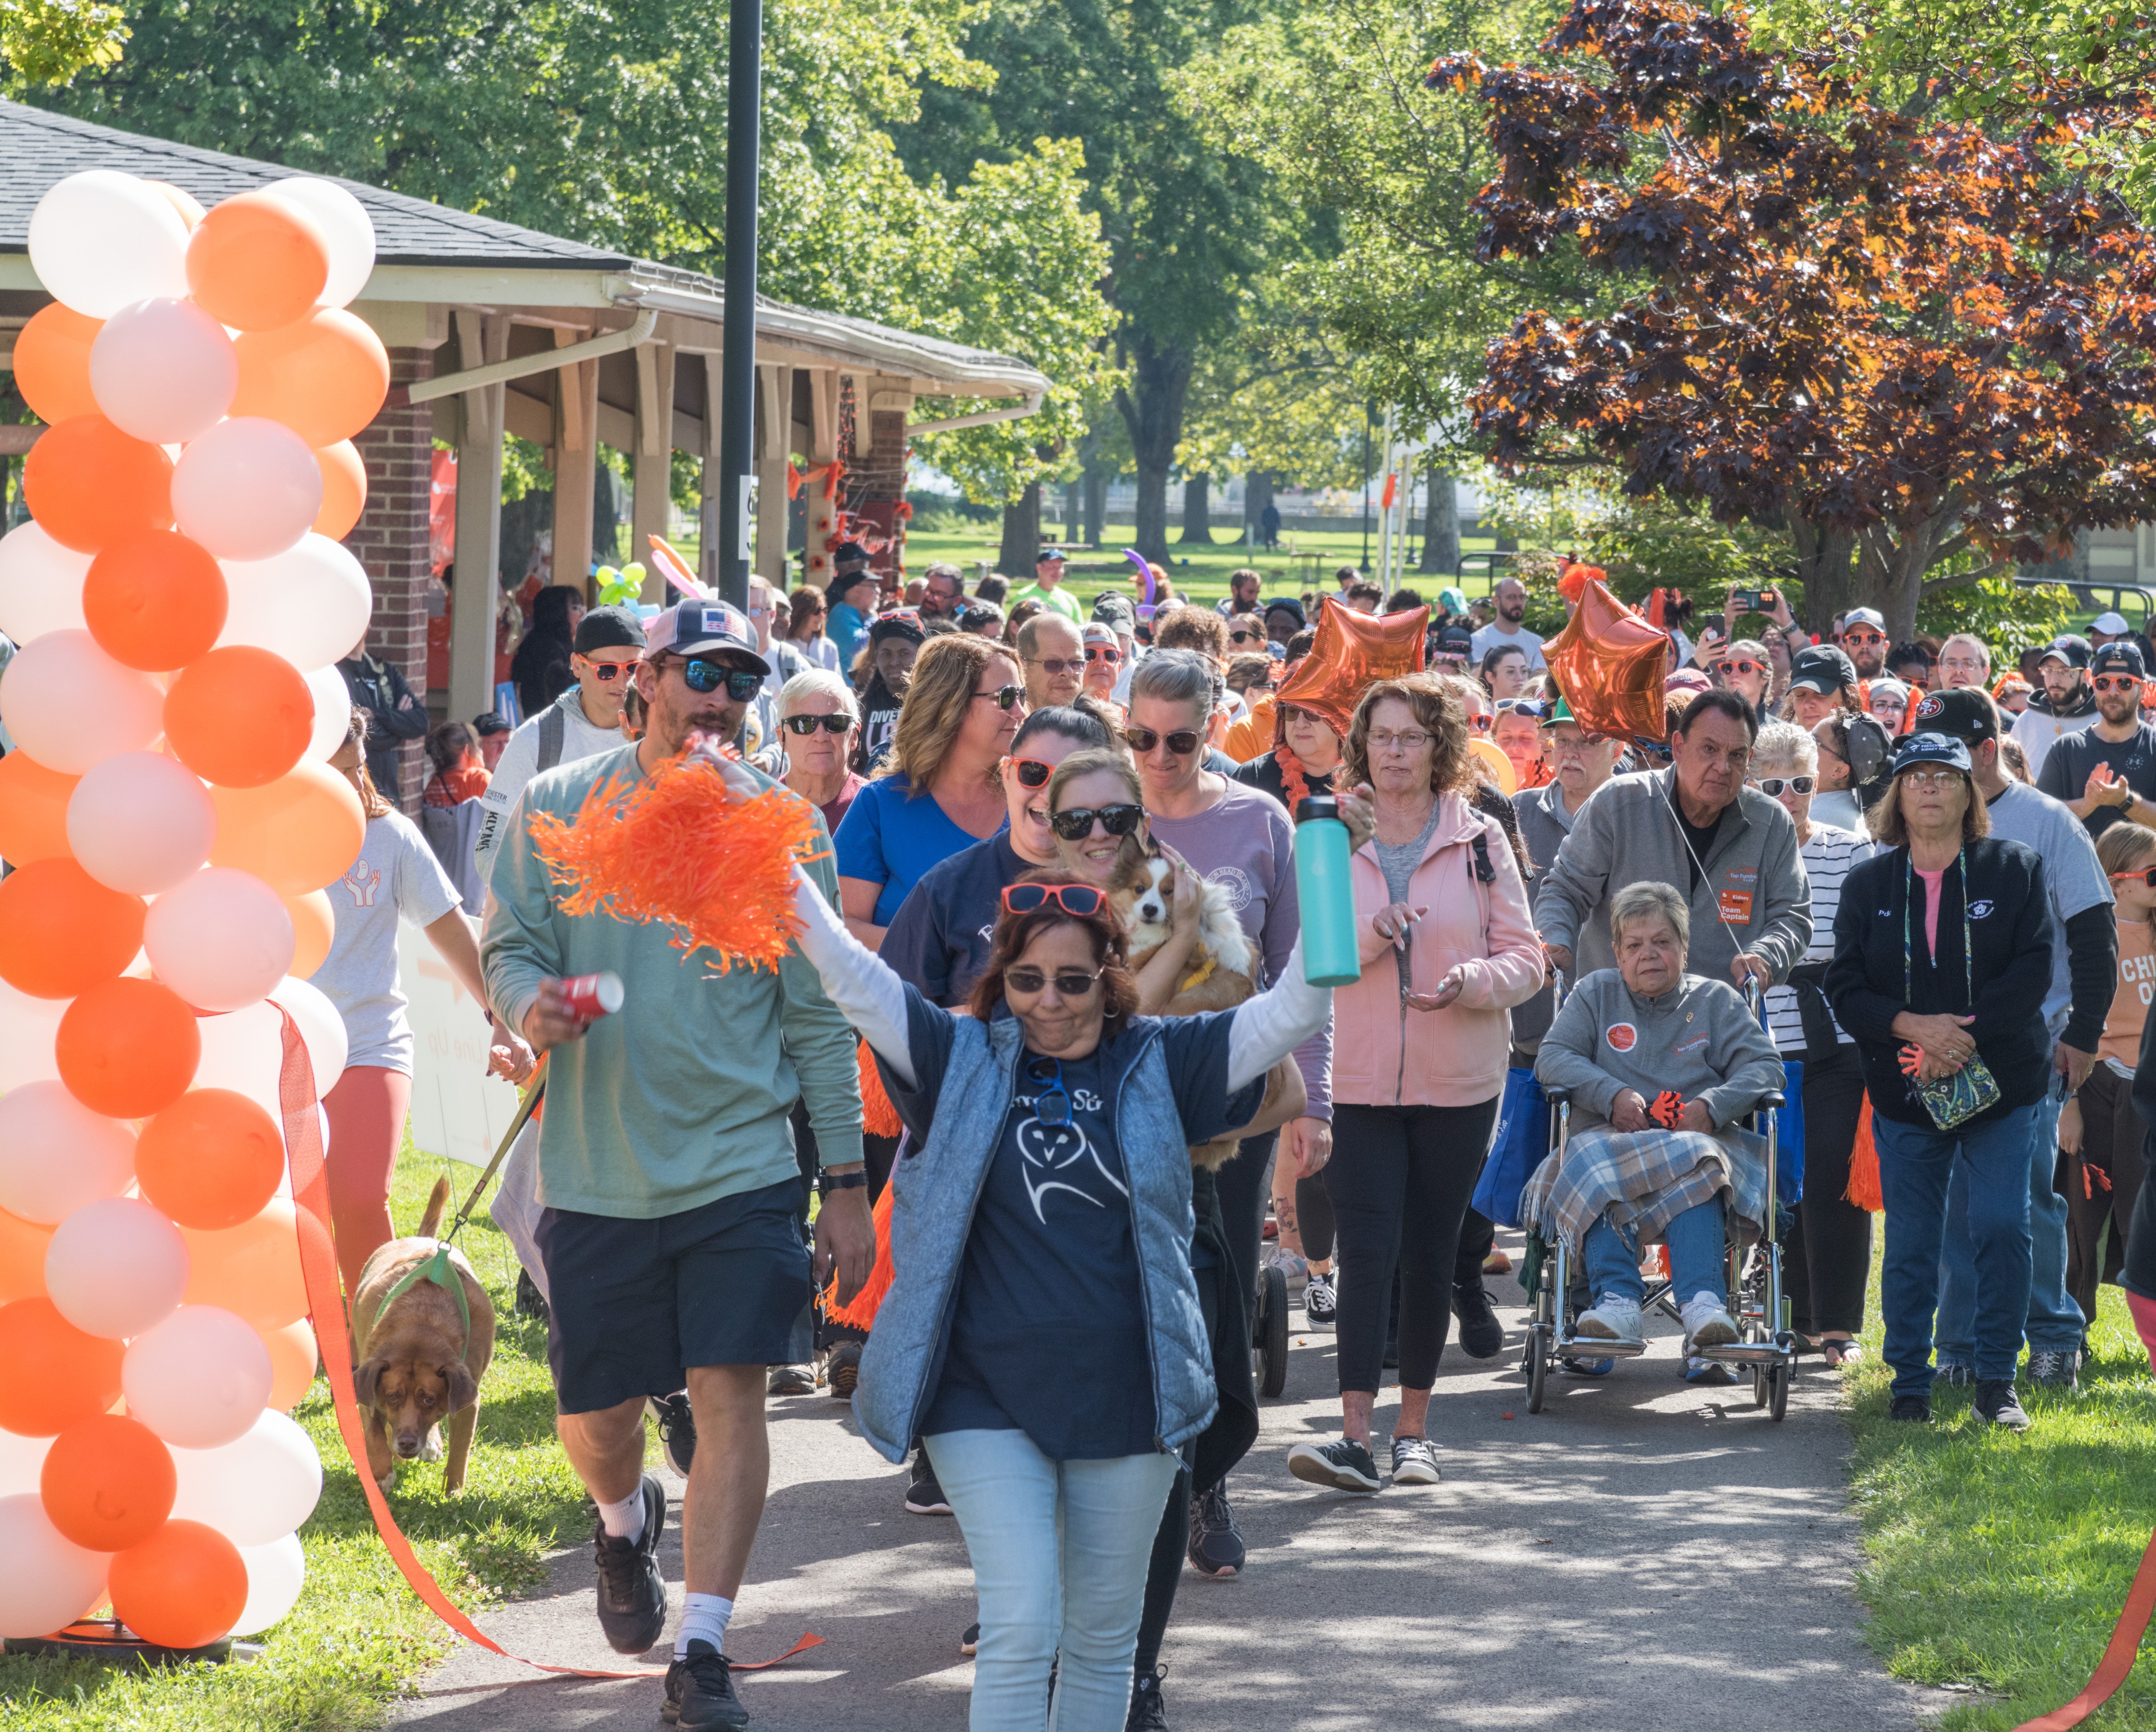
[715,0,762,611]
[1359,405,1373,574]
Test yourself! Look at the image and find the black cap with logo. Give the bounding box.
[1907,685,1998,743]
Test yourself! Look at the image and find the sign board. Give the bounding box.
[398,918,523,1166]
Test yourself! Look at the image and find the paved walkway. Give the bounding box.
[394,1246,1940,1731]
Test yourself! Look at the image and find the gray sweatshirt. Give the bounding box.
[1533,767,1811,986]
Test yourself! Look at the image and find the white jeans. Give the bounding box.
[924,1428,1179,1732]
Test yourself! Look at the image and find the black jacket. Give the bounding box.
[338,651,429,798]
[1825,837,2056,1127]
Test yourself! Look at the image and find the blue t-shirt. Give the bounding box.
[828,601,868,673]
[832,774,1005,928]
[881,833,1026,1006]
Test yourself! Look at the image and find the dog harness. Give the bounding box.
[1177,955,1219,995]
[373,1240,472,1339]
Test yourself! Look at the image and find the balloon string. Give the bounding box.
[277,1012,822,1681]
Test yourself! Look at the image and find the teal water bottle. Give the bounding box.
[1294,795,1360,987]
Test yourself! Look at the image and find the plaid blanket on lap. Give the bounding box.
[1521,1124,1768,1253]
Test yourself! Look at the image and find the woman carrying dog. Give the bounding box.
[781,832,1349,1732]
[1287,675,1545,1493]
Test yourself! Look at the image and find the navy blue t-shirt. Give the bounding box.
[880,832,1026,1007]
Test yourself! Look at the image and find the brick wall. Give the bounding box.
[861,407,910,576]
[344,346,435,812]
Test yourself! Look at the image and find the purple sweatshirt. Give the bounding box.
[1147,778,1332,1118]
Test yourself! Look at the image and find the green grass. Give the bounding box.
[0,1145,626,1732]
[1848,1274,2156,1728]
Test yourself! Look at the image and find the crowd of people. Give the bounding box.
[287,543,2156,1732]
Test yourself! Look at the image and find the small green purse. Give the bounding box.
[1905,850,2001,1132]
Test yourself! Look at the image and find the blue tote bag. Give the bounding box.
[1471,1067,1549,1231]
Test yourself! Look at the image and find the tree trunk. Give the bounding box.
[1179,472,1213,544]
[1788,515,1858,637]
[1114,334,1195,565]
[1063,476,1082,544]
[1420,468,1460,575]
[998,482,1041,576]
[1244,469,1274,545]
[1084,464,1108,547]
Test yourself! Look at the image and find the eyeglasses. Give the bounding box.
[1002,882,1106,916]
[1900,767,1962,789]
[1049,803,1146,842]
[972,685,1025,709]
[1084,645,1121,664]
[2095,676,2144,693]
[782,712,851,736]
[1125,727,1200,756]
[1027,657,1083,676]
[1366,729,1433,751]
[1010,757,1056,788]
[1552,730,1615,751]
[1752,775,1816,796]
[577,656,642,682]
[681,659,763,701]
[1228,629,1262,645]
[1717,659,1765,678]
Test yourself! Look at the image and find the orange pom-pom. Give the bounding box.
[1844,1098,1882,1212]
[859,1037,902,1138]
[824,1181,895,1332]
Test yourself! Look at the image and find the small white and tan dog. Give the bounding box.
[1116,850,1257,1010]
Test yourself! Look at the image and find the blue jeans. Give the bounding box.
[1873,1104,2038,1399]
[1933,1090,2082,1360]
[1582,1200,1727,1308]
[924,1429,1180,1732]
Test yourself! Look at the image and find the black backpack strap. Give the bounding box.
[1470,831,1496,884]
[536,703,566,774]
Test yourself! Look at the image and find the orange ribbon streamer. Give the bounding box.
[2012,1526,2156,1729]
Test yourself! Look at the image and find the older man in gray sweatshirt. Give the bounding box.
[1535,689,1811,990]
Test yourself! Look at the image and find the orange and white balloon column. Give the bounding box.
[0,168,387,1649]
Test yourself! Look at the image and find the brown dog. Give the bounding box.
[349,1176,496,1494]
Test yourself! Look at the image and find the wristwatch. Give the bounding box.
[817,1169,869,1195]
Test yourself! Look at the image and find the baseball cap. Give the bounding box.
[1541,694,1576,728]
[573,604,647,655]
[1842,607,1887,633]
[472,711,511,737]
[1435,623,1474,657]
[1788,644,1857,695]
[2092,611,2132,637]
[1036,547,1067,566]
[643,599,770,675]
[1908,685,1998,742]
[1082,621,1118,646]
[868,608,927,646]
[1892,731,1973,776]
[1437,586,1469,617]
[2042,634,2093,669]
[2093,641,2147,679]
[1665,667,1713,696]
[830,541,873,571]
[1264,597,1308,629]
[1091,592,1135,630]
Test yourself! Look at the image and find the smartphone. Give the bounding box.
[1730,589,1763,613]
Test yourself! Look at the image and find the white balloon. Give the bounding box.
[145,868,295,1014]
[89,298,238,444]
[0,979,65,1092]
[169,1409,321,1545]
[45,1197,191,1339]
[267,976,346,1097]
[0,1428,53,1498]
[0,1494,111,1639]
[0,1081,136,1225]
[0,522,91,644]
[190,1000,283,1119]
[262,178,376,310]
[67,751,217,895]
[0,629,165,774]
[304,664,348,761]
[170,419,323,562]
[216,536,372,672]
[231,1532,306,1636]
[122,1305,274,1449]
[27,170,191,319]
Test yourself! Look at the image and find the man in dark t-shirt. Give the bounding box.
[2036,642,2156,840]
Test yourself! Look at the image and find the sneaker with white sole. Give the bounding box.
[1287,1437,1382,1493]
[1684,1355,1738,1385]
[1679,1293,1739,1350]
[1303,1273,1337,1329]
[1574,1296,1644,1344]
[1388,1436,1441,1485]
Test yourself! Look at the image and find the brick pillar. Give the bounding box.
[345,346,435,813]
[855,407,911,579]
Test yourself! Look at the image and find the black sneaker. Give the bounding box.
[905,1449,952,1515]
[1974,1379,2031,1431]
[1126,1664,1168,1731]
[1888,1394,1932,1423]
[766,1364,815,1397]
[648,1392,697,1478]
[1287,1438,1381,1493]
[2028,1348,2080,1392]
[1453,1281,1503,1359]
[514,1267,549,1321]
[1302,1273,1337,1329]
[592,1473,667,1654]
[1185,1483,1245,1578]
[959,1622,979,1657]
[662,1638,748,1729]
[825,1340,862,1398]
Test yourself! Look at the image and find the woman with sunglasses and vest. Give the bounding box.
[776,828,1346,1732]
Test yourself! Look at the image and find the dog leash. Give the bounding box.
[443,1053,548,1248]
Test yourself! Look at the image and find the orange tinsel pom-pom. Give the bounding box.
[824,1181,896,1331]
[1844,1098,1883,1212]
[858,1037,903,1138]
[527,750,827,973]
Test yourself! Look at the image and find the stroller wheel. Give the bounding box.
[1254,1263,1289,1398]
[1526,1325,1550,1414]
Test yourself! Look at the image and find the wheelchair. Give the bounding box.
[1520,1033,1797,1420]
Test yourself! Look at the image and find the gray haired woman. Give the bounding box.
[775,667,865,835]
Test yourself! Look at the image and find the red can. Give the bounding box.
[558,971,625,1023]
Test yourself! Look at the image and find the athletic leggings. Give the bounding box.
[322,1064,413,1297]
[1295,1175,1337,1263]
[1211,1129,1278,1315]
[1781,1043,1873,1337]
[2065,1062,2147,1323]
[1325,1098,1501,1393]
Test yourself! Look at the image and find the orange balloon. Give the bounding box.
[42,1415,177,1551]
[57,978,202,1118]
[180,1199,307,1331]
[0,858,148,999]
[260,1318,319,1413]
[1544,574,1672,742]
[0,751,81,865]
[314,440,367,540]
[22,415,177,554]
[1273,596,1430,737]
[144,180,206,230]
[0,1206,56,1305]
[230,311,390,447]
[110,1519,246,1649]
[84,532,228,672]
[208,760,365,895]
[12,304,102,426]
[163,646,312,789]
[136,1088,285,1231]
[0,1298,127,1436]
[284,890,334,977]
[185,193,329,333]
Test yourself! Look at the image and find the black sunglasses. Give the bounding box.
[681,659,763,701]
[1049,804,1146,842]
[782,712,851,736]
[1125,727,1199,756]
[1006,971,1101,1008]
[973,684,1025,710]
[1002,882,1106,916]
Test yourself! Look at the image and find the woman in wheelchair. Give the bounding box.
[1524,881,1786,1354]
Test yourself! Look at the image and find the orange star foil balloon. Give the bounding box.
[1272,596,1429,737]
[1545,575,1670,742]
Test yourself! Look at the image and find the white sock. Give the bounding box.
[597,1487,646,1544]
[676,1592,734,1659]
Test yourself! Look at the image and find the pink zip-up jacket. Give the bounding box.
[1333,791,1546,1108]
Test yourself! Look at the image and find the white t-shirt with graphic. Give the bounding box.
[312,810,466,1073]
